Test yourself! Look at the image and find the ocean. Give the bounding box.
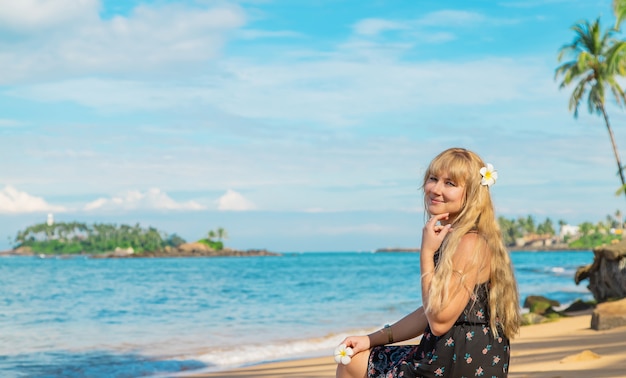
[0,251,594,377]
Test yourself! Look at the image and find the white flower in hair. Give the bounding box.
[334,344,354,365]
[480,163,498,187]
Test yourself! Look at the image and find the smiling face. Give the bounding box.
[422,148,494,232]
[424,170,466,224]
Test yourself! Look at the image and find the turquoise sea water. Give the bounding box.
[0,251,594,377]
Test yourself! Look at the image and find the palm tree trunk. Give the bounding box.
[600,106,626,200]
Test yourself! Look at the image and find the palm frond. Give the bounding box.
[605,40,626,74]
[555,17,622,117]
[614,0,626,29]
[569,80,589,117]
[608,76,626,108]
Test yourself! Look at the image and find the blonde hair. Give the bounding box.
[422,147,520,339]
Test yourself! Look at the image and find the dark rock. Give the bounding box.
[575,240,626,302]
[562,299,596,315]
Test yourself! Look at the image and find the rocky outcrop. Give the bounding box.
[375,248,420,253]
[7,246,34,255]
[523,295,560,315]
[175,242,216,254]
[3,243,280,258]
[521,312,548,326]
[94,244,281,258]
[520,296,595,326]
[521,295,563,325]
[591,298,626,330]
[561,299,596,314]
[575,240,626,302]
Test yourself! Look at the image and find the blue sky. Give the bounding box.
[1,0,624,252]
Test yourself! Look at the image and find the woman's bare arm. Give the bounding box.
[367,306,428,347]
[422,233,490,336]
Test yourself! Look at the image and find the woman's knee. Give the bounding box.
[335,350,370,378]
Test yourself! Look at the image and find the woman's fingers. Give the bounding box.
[438,223,452,238]
[428,212,449,224]
[339,336,370,355]
[422,213,453,253]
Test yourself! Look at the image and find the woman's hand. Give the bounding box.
[421,213,453,256]
[339,335,371,355]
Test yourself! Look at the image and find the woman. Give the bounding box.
[336,148,520,378]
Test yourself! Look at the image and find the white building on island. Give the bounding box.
[559,224,579,239]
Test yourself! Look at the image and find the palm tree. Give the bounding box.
[556,18,626,200]
[216,227,228,242]
[520,215,536,235]
[615,0,626,29]
[579,221,594,236]
[207,230,217,241]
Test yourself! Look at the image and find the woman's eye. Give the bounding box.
[446,181,456,187]
[429,176,437,182]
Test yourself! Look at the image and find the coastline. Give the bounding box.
[186,314,626,378]
[1,247,281,258]
[2,246,591,257]
[375,246,592,253]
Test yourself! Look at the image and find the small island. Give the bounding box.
[5,220,280,258]
[375,248,421,253]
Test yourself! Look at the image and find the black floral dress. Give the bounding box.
[368,283,510,378]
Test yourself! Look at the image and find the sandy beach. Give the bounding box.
[191,314,626,378]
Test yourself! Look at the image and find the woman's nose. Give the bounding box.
[431,180,443,194]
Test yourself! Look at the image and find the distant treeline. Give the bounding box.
[14,221,186,254]
[498,216,556,247]
[498,213,623,249]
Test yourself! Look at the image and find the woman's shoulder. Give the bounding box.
[458,230,483,246]
[454,231,489,260]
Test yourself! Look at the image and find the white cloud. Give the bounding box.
[84,188,206,211]
[417,10,486,27]
[0,185,67,214]
[236,29,303,40]
[353,10,487,37]
[0,2,246,84]
[217,189,256,211]
[12,55,549,121]
[3,4,551,124]
[353,18,407,36]
[0,119,22,127]
[0,0,99,33]
[203,56,550,124]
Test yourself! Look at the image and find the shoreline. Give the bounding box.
[375,247,592,253]
[186,314,626,378]
[0,248,281,258]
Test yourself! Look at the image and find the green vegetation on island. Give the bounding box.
[9,221,261,257]
[197,227,228,251]
[498,212,623,249]
[12,221,186,255]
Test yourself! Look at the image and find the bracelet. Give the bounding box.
[384,324,394,344]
